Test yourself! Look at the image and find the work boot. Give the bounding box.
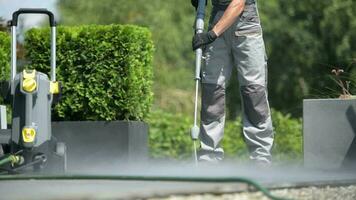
[252,158,272,168]
[198,154,223,164]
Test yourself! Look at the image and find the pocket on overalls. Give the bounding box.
[235,4,262,37]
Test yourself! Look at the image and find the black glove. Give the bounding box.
[192,30,218,50]
[191,0,207,10]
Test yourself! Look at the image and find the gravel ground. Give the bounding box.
[149,185,356,200]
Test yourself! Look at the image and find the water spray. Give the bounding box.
[0,174,291,200]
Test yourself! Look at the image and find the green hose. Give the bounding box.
[0,174,291,200]
[0,155,21,167]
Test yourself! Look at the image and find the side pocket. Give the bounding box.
[235,4,261,37]
[235,27,262,37]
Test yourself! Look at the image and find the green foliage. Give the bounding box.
[24,25,154,121]
[222,118,249,160]
[258,0,356,116]
[0,32,11,122]
[0,32,10,82]
[271,109,303,161]
[148,109,194,159]
[148,109,302,161]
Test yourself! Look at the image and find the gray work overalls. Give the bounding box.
[199,0,274,163]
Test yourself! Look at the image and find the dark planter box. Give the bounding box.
[52,121,148,172]
[303,99,356,169]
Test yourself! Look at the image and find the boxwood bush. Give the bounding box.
[0,32,10,82]
[0,32,11,122]
[148,109,302,161]
[24,25,154,121]
[0,32,10,108]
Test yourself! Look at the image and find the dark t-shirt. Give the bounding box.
[211,0,231,6]
[212,0,255,6]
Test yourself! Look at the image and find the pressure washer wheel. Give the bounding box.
[55,142,67,172]
[33,154,47,172]
[56,142,66,156]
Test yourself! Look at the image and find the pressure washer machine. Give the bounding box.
[0,9,66,174]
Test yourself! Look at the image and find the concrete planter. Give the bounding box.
[303,99,356,169]
[52,121,148,172]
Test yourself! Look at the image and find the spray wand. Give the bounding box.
[191,0,207,166]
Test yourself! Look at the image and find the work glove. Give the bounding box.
[192,30,217,50]
[191,0,207,10]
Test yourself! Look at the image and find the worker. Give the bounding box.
[191,0,274,165]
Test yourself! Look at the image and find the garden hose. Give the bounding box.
[0,155,22,167]
[0,174,291,200]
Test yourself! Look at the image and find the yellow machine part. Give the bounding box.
[22,70,37,93]
[50,81,60,94]
[22,128,36,143]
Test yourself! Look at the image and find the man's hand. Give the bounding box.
[192,30,217,51]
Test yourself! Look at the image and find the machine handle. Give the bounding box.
[10,8,57,81]
[11,8,56,27]
[194,0,206,80]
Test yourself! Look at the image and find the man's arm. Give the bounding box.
[212,0,245,36]
[192,0,245,50]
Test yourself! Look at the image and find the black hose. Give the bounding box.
[196,0,207,21]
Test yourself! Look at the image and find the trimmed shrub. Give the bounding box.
[148,109,302,161]
[0,32,10,82]
[24,25,154,121]
[0,32,11,122]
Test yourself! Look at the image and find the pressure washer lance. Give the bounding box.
[191,0,207,166]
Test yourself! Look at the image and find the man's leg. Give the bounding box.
[199,31,232,162]
[232,20,274,164]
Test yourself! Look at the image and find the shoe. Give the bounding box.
[252,158,272,168]
[198,154,223,164]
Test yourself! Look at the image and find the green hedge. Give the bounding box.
[0,32,10,82]
[0,31,10,109]
[24,25,154,121]
[148,109,303,161]
[270,110,303,161]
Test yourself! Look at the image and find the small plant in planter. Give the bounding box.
[331,68,356,99]
[303,63,356,170]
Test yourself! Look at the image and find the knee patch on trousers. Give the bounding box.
[201,84,225,123]
[241,84,269,126]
